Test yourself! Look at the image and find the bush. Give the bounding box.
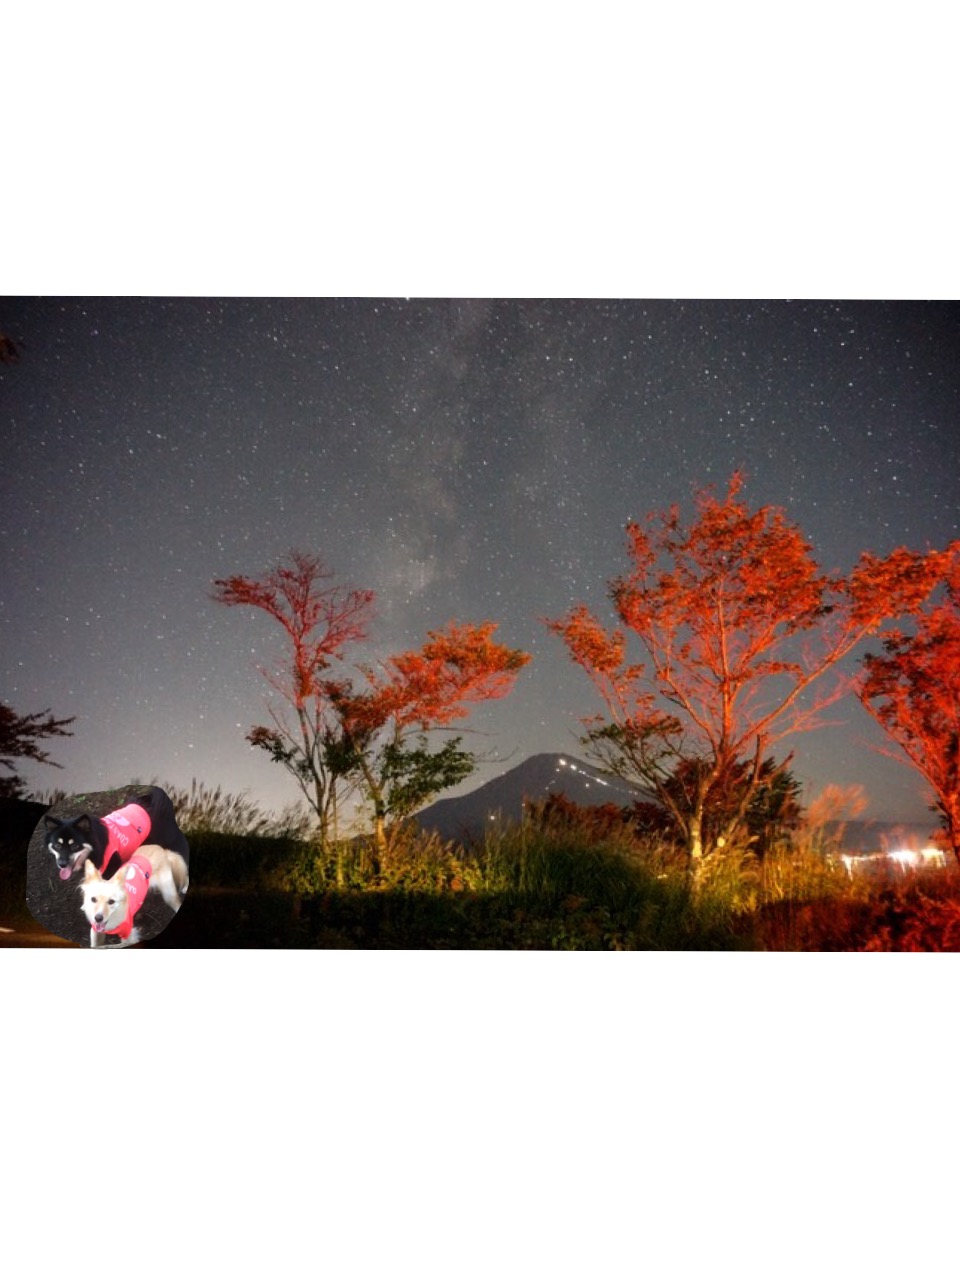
[186,829,310,891]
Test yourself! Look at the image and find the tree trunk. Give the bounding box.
[357,756,388,863]
[688,809,705,869]
[373,812,387,858]
[947,806,960,871]
[935,793,960,870]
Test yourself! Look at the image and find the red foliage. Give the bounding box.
[545,473,950,861]
[335,621,531,741]
[526,792,640,842]
[212,551,375,709]
[213,552,530,847]
[859,543,960,863]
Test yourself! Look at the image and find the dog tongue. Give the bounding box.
[59,867,72,881]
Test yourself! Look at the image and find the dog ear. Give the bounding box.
[44,815,62,831]
[75,814,94,833]
[84,859,99,881]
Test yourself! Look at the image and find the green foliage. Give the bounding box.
[375,736,476,822]
[213,553,529,850]
[181,814,745,948]
[54,773,960,951]
[185,829,309,890]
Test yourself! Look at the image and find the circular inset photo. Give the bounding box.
[27,785,190,948]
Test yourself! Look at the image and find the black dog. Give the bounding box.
[44,786,190,881]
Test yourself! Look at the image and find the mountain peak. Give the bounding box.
[415,752,642,841]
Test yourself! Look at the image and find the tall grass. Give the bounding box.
[159,779,314,838]
[21,773,957,949]
[26,778,314,839]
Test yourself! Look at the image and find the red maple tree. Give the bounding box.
[330,621,531,851]
[213,552,530,855]
[858,542,960,864]
[546,474,950,868]
[212,551,375,846]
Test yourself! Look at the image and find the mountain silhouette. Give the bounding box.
[415,752,644,841]
[414,753,942,854]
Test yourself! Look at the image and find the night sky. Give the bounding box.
[6,11,960,1272]
[2,297,958,826]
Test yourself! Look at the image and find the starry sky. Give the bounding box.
[2,297,958,826]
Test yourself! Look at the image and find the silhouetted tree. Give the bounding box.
[625,754,803,857]
[525,756,802,859]
[0,333,22,363]
[0,702,75,799]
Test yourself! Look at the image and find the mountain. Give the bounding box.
[414,752,643,842]
[414,753,942,854]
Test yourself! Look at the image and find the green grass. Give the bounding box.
[172,820,747,949]
[185,822,960,951]
[7,781,960,949]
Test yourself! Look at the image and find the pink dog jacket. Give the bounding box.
[101,853,152,940]
[100,803,151,872]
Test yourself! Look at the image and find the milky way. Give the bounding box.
[2,297,958,823]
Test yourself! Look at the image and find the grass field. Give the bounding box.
[4,789,958,950]
[150,819,960,951]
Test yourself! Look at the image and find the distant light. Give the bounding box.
[559,758,567,766]
[841,846,948,873]
[889,846,946,868]
[889,848,918,868]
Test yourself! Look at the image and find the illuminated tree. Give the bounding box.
[633,753,804,858]
[212,552,376,847]
[328,621,531,852]
[213,553,530,857]
[546,473,949,870]
[0,701,75,799]
[858,543,960,865]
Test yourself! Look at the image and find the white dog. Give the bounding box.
[80,844,189,949]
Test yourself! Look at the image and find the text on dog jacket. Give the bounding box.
[101,803,151,877]
[103,854,152,940]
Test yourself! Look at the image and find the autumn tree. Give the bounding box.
[326,621,531,852]
[628,754,804,858]
[212,552,530,858]
[546,473,950,871]
[212,552,376,846]
[527,757,802,860]
[858,542,960,865]
[0,701,75,799]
